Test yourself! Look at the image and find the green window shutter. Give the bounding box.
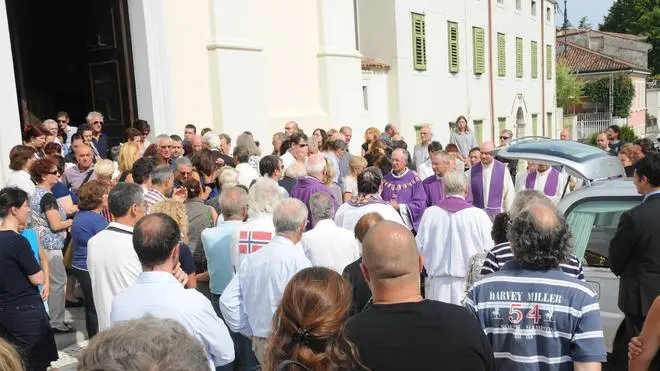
[448,22,459,73]
[497,33,506,77]
[498,117,507,132]
[531,41,538,79]
[546,44,552,80]
[473,27,485,75]
[516,37,523,78]
[547,112,553,137]
[531,114,538,136]
[473,120,484,144]
[412,13,427,71]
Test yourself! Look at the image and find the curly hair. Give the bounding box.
[78,180,108,211]
[29,157,57,184]
[149,200,189,238]
[508,204,572,269]
[267,267,367,371]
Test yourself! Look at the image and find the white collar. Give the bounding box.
[391,168,409,179]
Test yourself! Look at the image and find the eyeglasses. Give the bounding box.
[48,170,60,175]
[56,119,67,124]
[159,145,172,149]
[93,121,103,125]
[500,136,510,140]
[298,143,308,148]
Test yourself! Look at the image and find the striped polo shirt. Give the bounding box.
[481,242,585,280]
[466,262,606,371]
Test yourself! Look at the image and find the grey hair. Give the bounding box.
[305,156,326,175]
[203,132,221,150]
[273,198,308,234]
[309,192,335,221]
[175,156,192,168]
[249,177,282,214]
[77,315,208,371]
[219,167,239,189]
[93,159,114,178]
[236,133,260,157]
[285,162,307,179]
[43,119,57,130]
[510,189,552,220]
[156,134,171,144]
[108,182,144,218]
[508,203,571,269]
[442,171,468,196]
[392,148,409,164]
[219,186,249,219]
[431,150,452,163]
[150,165,173,186]
[357,166,383,194]
[86,111,103,122]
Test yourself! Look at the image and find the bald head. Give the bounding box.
[480,141,494,153]
[305,154,326,178]
[560,128,571,140]
[354,212,385,243]
[362,221,419,280]
[479,141,495,165]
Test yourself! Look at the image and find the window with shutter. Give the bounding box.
[531,41,538,79]
[473,120,484,144]
[473,27,485,75]
[532,114,538,136]
[547,112,553,137]
[412,13,427,71]
[448,22,459,73]
[497,33,506,77]
[516,37,523,78]
[498,117,507,133]
[546,44,552,79]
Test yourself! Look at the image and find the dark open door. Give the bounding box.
[83,0,136,145]
[6,0,136,145]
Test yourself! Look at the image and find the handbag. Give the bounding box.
[63,238,74,269]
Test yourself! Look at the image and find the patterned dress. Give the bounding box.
[29,187,67,250]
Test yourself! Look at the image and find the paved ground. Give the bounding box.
[49,306,86,371]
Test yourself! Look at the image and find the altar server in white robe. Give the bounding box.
[514,162,570,204]
[416,170,493,305]
[335,167,406,232]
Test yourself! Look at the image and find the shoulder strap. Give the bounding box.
[80,169,95,188]
[276,360,311,371]
[106,226,133,235]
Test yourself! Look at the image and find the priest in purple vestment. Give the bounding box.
[381,148,427,232]
[466,141,515,219]
[290,154,340,230]
[515,162,568,204]
[422,150,455,207]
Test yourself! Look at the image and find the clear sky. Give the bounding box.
[555,0,615,28]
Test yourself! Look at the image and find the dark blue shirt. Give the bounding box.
[93,133,109,159]
[52,181,78,204]
[179,242,196,275]
[0,231,42,306]
[71,211,109,270]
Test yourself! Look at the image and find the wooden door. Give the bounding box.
[83,0,136,144]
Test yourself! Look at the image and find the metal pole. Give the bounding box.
[610,72,614,124]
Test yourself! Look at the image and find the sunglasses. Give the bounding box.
[48,170,60,175]
[297,143,308,148]
[93,121,104,125]
[500,136,510,140]
[56,119,67,123]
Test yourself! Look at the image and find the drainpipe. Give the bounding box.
[541,3,546,136]
[487,0,496,141]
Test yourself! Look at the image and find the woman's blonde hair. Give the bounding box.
[324,157,336,187]
[0,338,24,371]
[348,155,367,175]
[149,200,189,238]
[236,133,261,157]
[363,127,380,143]
[118,143,141,172]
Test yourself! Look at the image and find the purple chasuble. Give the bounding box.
[290,176,340,230]
[437,196,473,213]
[525,168,560,196]
[422,175,445,207]
[470,161,506,219]
[381,169,427,231]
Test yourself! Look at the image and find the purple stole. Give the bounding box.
[525,168,560,196]
[470,161,505,219]
[437,196,473,213]
[422,176,444,207]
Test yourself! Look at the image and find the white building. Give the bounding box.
[357,0,558,145]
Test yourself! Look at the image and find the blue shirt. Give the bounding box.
[466,262,607,370]
[71,211,109,270]
[52,182,78,204]
[93,133,109,159]
[111,271,235,368]
[201,220,242,295]
[220,236,311,338]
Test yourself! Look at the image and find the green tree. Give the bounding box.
[600,0,660,74]
[578,16,591,29]
[583,73,635,118]
[556,61,584,113]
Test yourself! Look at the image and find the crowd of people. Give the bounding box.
[1,111,659,371]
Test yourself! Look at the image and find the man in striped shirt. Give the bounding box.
[466,203,606,371]
[481,190,584,280]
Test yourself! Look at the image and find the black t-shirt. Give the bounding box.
[343,258,372,315]
[346,300,495,371]
[0,231,42,306]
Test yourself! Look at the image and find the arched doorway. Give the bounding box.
[515,107,526,138]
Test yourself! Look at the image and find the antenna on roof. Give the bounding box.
[560,0,569,54]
